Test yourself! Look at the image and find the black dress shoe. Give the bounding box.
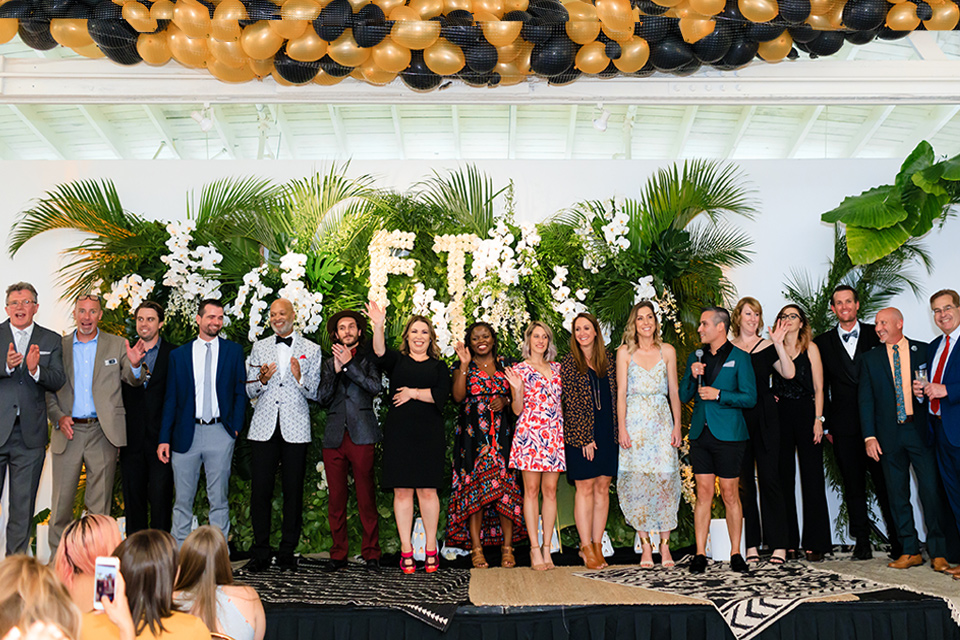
[278,556,299,572]
[805,551,824,563]
[365,558,381,571]
[852,539,873,560]
[689,554,707,574]
[244,557,272,573]
[730,554,749,573]
[322,559,348,573]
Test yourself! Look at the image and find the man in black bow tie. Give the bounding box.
[244,298,322,572]
[814,285,899,560]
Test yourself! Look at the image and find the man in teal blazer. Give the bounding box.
[680,306,757,574]
[859,307,955,571]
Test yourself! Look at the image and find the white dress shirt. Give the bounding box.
[276,334,294,381]
[5,323,39,381]
[192,337,220,420]
[838,321,861,359]
[931,327,958,416]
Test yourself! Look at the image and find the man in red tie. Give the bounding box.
[916,289,960,578]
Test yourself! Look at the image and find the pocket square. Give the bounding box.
[39,351,51,355]
[722,360,736,368]
[104,358,118,366]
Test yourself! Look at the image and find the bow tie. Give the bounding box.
[842,329,859,343]
[275,335,293,347]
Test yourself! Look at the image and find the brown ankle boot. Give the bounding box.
[580,543,604,569]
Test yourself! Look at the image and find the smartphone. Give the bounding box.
[93,556,120,611]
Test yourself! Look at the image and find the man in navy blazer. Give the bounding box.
[917,289,960,578]
[158,298,247,545]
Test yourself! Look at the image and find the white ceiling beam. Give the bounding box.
[326,104,347,157]
[508,104,517,159]
[909,32,948,61]
[844,104,895,157]
[143,105,181,159]
[787,105,825,158]
[8,58,960,104]
[723,105,756,158]
[671,105,698,158]
[450,105,461,159]
[210,105,239,159]
[390,105,405,160]
[266,104,296,159]
[564,104,578,159]
[897,105,960,155]
[77,105,130,159]
[8,105,67,159]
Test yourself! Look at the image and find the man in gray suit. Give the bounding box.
[46,294,145,555]
[0,282,65,554]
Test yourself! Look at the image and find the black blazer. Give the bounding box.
[859,338,930,446]
[122,339,176,451]
[316,347,382,448]
[814,322,880,438]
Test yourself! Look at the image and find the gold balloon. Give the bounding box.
[208,58,257,82]
[473,0,503,17]
[372,38,412,71]
[826,1,843,27]
[167,24,209,66]
[51,18,94,48]
[514,39,533,73]
[672,0,692,18]
[389,5,419,19]
[137,31,172,64]
[805,12,831,27]
[314,69,346,84]
[391,18,440,48]
[328,29,370,66]
[738,0,778,21]
[502,0,527,11]
[150,0,175,19]
[650,0,684,9]
[424,37,465,74]
[271,69,296,86]
[495,60,524,85]
[444,0,472,13]
[283,0,322,19]
[924,0,958,28]
[496,38,519,62]
[123,2,158,32]
[359,59,397,83]
[249,56,275,78]
[482,18,522,46]
[210,36,249,66]
[600,21,634,41]
[808,0,838,15]
[757,30,792,60]
[373,0,406,15]
[596,0,633,29]
[347,0,371,11]
[286,27,328,60]
[0,19,16,45]
[566,0,598,20]
[212,0,246,40]
[567,19,601,43]
[613,36,648,71]
[173,0,211,38]
[575,40,609,74]
[72,42,107,58]
[679,15,714,42]
[410,0,444,17]
[886,0,920,28]
[688,0,724,15]
[268,17,307,38]
[240,20,284,58]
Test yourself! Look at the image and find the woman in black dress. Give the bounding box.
[560,312,617,570]
[773,304,832,561]
[367,301,451,574]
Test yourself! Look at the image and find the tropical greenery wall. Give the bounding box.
[10,161,758,554]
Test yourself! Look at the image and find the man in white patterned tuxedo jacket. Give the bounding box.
[245,298,321,572]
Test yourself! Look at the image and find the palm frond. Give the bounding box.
[188,176,285,253]
[640,160,758,231]
[414,165,506,237]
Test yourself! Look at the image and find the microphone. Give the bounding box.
[695,348,704,389]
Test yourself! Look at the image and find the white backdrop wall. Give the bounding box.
[2,158,955,548]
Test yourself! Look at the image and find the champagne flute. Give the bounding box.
[914,368,929,401]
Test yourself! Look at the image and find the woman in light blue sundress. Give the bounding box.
[615,301,683,569]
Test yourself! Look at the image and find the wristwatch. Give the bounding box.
[816,415,825,423]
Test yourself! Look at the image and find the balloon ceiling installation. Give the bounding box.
[0,0,955,90]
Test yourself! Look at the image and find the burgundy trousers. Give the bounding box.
[323,430,381,561]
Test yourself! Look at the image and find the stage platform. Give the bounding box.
[239,551,960,640]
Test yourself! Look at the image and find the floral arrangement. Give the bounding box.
[412,282,454,356]
[432,233,478,343]
[104,274,155,313]
[549,266,589,332]
[276,253,326,335]
[158,220,223,320]
[368,229,416,308]
[229,264,272,342]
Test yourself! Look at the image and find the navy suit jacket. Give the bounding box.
[926,333,960,447]
[160,337,247,454]
[859,339,930,447]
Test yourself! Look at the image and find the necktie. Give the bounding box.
[842,329,858,343]
[893,344,907,423]
[932,335,951,414]
[14,330,27,360]
[275,335,293,347]
[202,342,213,423]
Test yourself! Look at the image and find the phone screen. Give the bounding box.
[93,560,118,610]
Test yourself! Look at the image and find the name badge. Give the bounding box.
[104,358,118,366]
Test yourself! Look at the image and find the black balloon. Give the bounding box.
[442,14,483,48]
[528,0,568,23]
[100,43,142,65]
[842,0,887,31]
[634,15,674,43]
[458,69,493,86]
[446,9,473,20]
[314,0,351,43]
[844,28,878,44]
[547,64,581,85]
[778,0,810,23]
[605,40,622,59]
[650,37,693,71]
[806,30,844,55]
[319,54,354,76]
[788,23,817,43]
[631,59,655,76]
[745,21,784,42]
[0,0,32,18]
[88,16,138,48]
[673,58,701,76]
[401,49,442,91]
[719,37,758,67]
[530,34,576,76]
[19,19,57,50]
[877,26,911,39]
[503,9,532,21]
[43,0,74,19]
[692,20,732,62]
[787,46,798,58]
[353,5,388,48]
[914,0,933,20]
[275,45,321,83]
[522,18,560,44]
[487,72,501,86]
[465,40,497,73]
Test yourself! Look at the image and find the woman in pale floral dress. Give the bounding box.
[508,322,565,571]
[615,301,682,569]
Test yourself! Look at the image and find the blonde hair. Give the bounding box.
[569,313,608,377]
[0,555,81,640]
[731,297,763,338]
[521,322,557,361]
[53,515,123,588]
[400,315,441,360]
[175,526,235,634]
[621,301,661,351]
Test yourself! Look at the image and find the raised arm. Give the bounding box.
[769,319,796,379]
[365,301,386,357]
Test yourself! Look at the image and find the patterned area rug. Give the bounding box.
[236,557,470,631]
[575,558,898,640]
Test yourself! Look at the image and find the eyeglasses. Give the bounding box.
[5,300,36,308]
[778,313,801,321]
[933,305,957,316]
[77,294,101,302]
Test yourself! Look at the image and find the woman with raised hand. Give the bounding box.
[174,526,265,640]
[508,321,565,571]
[447,322,526,569]
[52,515,123,613]
[561,312,618,570]
[615,302,682,570]
[773,304,832,562]
[731,297,795,566]
[366,300,451,574]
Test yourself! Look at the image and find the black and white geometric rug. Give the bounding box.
[575,558,897,640]
[236,557,470,631]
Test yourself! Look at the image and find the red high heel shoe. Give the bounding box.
[400,550,416,574]
[425,548,439,574]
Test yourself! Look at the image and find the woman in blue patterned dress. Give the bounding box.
[615,301,682,569]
